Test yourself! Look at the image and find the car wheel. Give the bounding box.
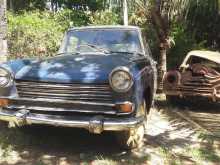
[116,124,145,150]
[115,102,146,150]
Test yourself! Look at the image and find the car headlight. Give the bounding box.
[0,68,12,87]
[109,67,133,92]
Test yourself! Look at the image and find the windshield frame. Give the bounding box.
[58,27,146,56]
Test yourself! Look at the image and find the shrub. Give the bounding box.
[53,9,90,31]
[7,10,90,59]
[89,10,121,25]
[8,11,63,59]
[7,10,122,59]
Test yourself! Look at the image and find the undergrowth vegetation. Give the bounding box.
[7,1,218,68]
[7,10,122,60]
[7,10,91,59]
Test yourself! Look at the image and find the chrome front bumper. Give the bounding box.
[0,109,144,134]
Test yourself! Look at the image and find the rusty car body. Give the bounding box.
[163,50,220,102]
[0,26,157,149]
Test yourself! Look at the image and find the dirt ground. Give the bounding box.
[0,96,220,165]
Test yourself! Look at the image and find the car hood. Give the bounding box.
[8,54,135,84]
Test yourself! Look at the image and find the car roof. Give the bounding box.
[187,50,220,62]
[181,50,220,67]
[69,25,141,31]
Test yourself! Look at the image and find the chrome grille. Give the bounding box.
[15,80,113,102]
[178,76,213,94]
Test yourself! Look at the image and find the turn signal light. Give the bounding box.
[116,102,133,113]
[0,99,9,107]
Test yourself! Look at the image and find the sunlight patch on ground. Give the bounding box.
[0,147,22,164]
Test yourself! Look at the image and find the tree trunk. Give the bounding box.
[151,6,169,93]
[7,0,13,11]
[158,43,167,92]
[0,0,7,62]
[51,0,54,12]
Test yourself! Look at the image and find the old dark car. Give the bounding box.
[0,26,156,149]
[163,50,220,103]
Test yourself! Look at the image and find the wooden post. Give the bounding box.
[0,0,7,62]
[123,0,128,26]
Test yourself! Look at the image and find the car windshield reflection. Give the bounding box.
[59,28,143,55]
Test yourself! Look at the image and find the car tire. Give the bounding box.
[115,102,146,150]
[115,124,145,150]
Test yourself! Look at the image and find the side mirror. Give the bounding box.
[185,64,189,68]
[179,64,188,72]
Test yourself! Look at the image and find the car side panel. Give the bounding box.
[131,57,154,116]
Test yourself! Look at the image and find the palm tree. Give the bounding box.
[185,0,220,49]
[134,0,220,91]
[134,0,173,91]
[0,0,7,62]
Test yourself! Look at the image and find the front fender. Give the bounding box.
[130,60,154,116]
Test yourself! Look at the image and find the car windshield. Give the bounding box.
[58,28,143,54]
[187,56,220,72]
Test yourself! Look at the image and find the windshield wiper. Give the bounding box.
[77,44,110,54]
[109,51,144,56]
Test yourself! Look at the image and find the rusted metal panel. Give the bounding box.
[163,53,220,102]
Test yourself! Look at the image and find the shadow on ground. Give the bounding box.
[156,97,220,163]
[0,123,151,165]
[0,98,220,164]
